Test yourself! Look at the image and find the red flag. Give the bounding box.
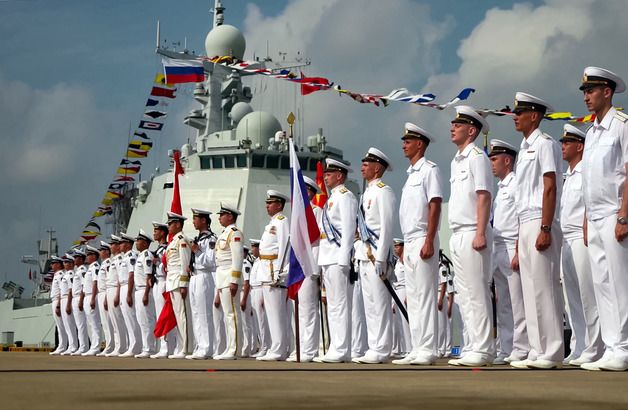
[150,86,176,99]
[312,160,328,207]
[297,72,331,96]
[170,150,184,215]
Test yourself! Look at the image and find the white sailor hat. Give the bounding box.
[580,66,625,93]
[135,229,152,242]
[325,158,352,174]
[513,92,554,114]
[217,202,241,216]
[452,105,490,133]
[362,147,393,171]
[99,241,112,251]
[110,234,122,244]
[489,139,518,158]
[561,124,587,143]
[402,122,434,143]
[72,248,86,258]
[119,232,135,243]
[302,175,320,193]
[249,239,260,246]
[152,221,168,231]
[167,212,187,223]
[85,245,100,256]
[191,208,212,217]
[243,245,250,252]
[265,189,289,204]
[50,255,64,264]
[393,238,404,246]
[62,254,75,263]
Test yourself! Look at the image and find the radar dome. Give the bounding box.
[236,111,282,148]
[205,24,246,60]
[229,102,254,124]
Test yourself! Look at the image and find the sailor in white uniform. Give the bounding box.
[510,92,564,370]
[489,139,530,364]
[240,245,255,357]
[82,246,103,356]
[314,158,358,363]
[257,190,291,361]
[213,203,245,360]
[353,148,396,364]
[150,222,175,359]
[133,229,158,358]
[118,232,142,357]
[165,212,194,359]
[60,254,78,355]
[579,67,628,372]
[96,242,115,357]
[249,239,271,357]
[49,257,68,355]
[447,106,495,367]
[393,123,443,366]
[187,208,217,360]
[71,249,89,355]
[105,235,128,357]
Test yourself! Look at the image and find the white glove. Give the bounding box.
[375,261,387,279]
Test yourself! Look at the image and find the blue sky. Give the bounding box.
[1,0,625,295]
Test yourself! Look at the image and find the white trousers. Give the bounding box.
[262,285,290,358]
[60,296,77,352]
[450,230,495,359]
[358,260,392,360]
[451,297,468,354]
[587,215,628,362]
[106,287,128,354]
[351,278,368,358]
[97,291,114,353]
[84,294,103,352]
[218,287,242,357]
[119,284,142,354]
[171,288,193,356]
[322,264,352,360]
[251,286,271,354]
[134,288,157,354]
[71,297,89,352]
[189,274,214,357]
[153,280,174,355]
[240,292,255,357]
[493,245,529,360]
[518,220,564,362]
[436,290,451,356]
[561,238,604,361]
[297,275,321,359]
[391,287,411,356]
[405,236,439,359]
[51,299,68,352]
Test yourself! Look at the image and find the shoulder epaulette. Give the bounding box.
[276,215,286,220]
[540,132,552,139]
[339,187,348,194]
[231,227,238,232]
[376,182,386,188]
[425,160,436,167]
[176,233,184,239]
[615,111,628,122]
[472,147,483,155]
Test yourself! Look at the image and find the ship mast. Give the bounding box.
[211,0,225,28]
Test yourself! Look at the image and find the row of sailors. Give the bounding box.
[49,66,627,371]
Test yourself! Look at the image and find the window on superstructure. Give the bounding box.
[298,157,308,170]
[252,154,265,168]
[224,155,235,169]
[280,156,290,170]
[266,155,279,168]
[309,158,318,171]
[200,156,211,169]
[236,154,247,168]
[212,157,223,169]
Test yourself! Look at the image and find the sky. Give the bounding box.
[1,0,626,297]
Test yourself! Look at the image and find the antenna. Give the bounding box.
[156,20,161,50]
[211,0,225,28]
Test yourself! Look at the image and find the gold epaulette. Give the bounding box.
[276,215,286,220]
[615,111,628,122]
[340,188,348,194]
[376,182,386,188]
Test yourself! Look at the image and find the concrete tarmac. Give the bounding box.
[1,353,627,410]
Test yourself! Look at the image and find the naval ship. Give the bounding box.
[0,0,356,348]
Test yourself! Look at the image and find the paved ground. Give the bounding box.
[1,353,627,409]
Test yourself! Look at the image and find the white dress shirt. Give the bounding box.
[493,172,518,247]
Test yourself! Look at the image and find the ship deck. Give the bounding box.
[1,353,626,409]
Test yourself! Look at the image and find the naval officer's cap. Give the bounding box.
[513,92,554,115]
[191,208,212,217]
[50,255,64,264]
[393,238,404,246]
[249,239,260,247]
[85,245,99,256]
[266,190,289,204]
[99,241,112,251]
[62,254,75,263]
[302,175,320,193]
[110,234,122,244]
[362,147,393,171]
[452,105,490,133]
[402,122,434,145]
[119,232,135,243]
[325,158,352,174]
[167,212,187,224]
[152,221,168,232]
[560,124,587,143]
[135,229,152,242]
[489,139,518,158]
[580,66,625,93]
[217,202,241,216]
[72,248,86,258]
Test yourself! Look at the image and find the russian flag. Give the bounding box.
[162,57,205,84]
[287,138,320,299]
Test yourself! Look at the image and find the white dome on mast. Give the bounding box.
[205,24,246,59]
